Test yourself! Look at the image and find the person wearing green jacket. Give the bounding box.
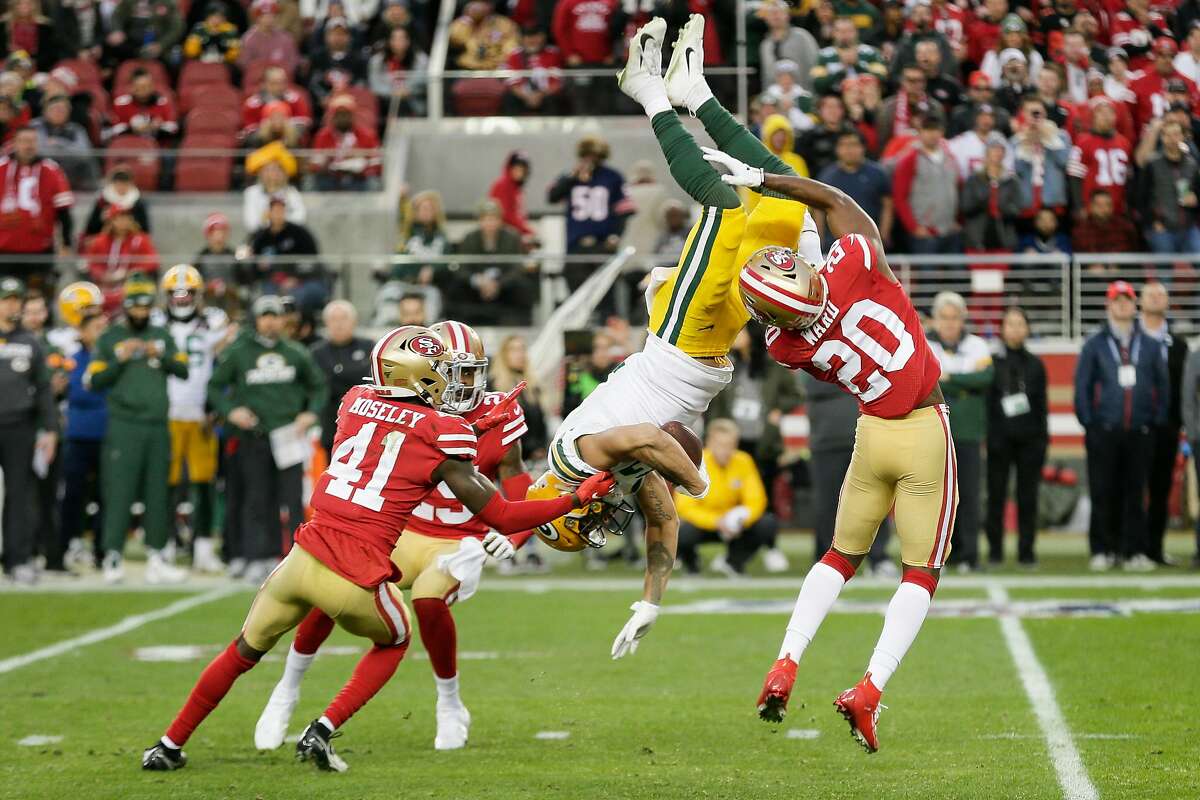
[208,294,326,583]
[928,291,994,572]
[86,275,189,585]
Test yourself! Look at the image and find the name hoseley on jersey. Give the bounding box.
[346,394,427,427]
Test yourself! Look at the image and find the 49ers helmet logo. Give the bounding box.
[409,335,445,357]
[766,248,794,269]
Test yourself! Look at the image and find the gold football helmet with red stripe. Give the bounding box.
[57,281,103,328]
[738,245,827,330]
[367,325,462,411]
[429,320,489,413]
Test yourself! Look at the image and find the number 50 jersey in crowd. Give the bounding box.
[298,384,479,589]
[764,234,940,419]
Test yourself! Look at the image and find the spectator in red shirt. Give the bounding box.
[967,0,1008,68]
[1068,97,1134,214]
[242,65,313,143]
[105,69,177,143]
[552,0,616,111]
[84,204,159,314]
[488,150,536,242]
[502,25,566,115]
[0,126,73,290]
[239,0,301,78]
[1129,37,1200,134]
[1110,0,1170,71]
[0,0,60,72]
[309,95,381,191]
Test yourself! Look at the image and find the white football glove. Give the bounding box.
[481,530,516,560]
[701,146,764,188]
[611,600,660,659]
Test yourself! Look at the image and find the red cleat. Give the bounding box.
[834,674,885,753]
[757,656,798,722]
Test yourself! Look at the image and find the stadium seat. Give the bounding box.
[450,79,506,117]
[179,61,232,93]
[104,135,160,191]
[184,107,240,135]
[180,83,241,115]
[114,59,171,94]
[175,133,236,191]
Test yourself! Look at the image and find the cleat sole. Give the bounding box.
[758,694,788,723]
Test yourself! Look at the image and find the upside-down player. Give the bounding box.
[700,146,955,753]
[142,326,615,772]
[254,320,533,753]
[521,14,826,657]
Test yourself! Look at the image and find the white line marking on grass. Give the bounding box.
[534,731,570,740]
[661,596,1200,618]
[786,729,821,739]
[988,584,1099,800]
[17,735,63,746]
[0,586,237,675]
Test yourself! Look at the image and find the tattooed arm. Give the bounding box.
[636,472,678,605]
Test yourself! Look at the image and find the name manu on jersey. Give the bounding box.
[346,394,427,428]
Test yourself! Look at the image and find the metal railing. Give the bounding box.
[13,250,1200,339]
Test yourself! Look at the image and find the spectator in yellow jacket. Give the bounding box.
[675,419,779,576]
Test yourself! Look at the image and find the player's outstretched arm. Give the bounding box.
[436,459,616,534]
[577,423,706,496]
[611,473,677,659]
[702,148,895,279]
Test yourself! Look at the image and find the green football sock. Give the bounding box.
[695,98,796,177]
[651,111,741,210]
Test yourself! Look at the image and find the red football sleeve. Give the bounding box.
[500,472,537,548]
[475,491,574,534]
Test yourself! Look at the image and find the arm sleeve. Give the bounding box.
[1183,352,1199,439]
[302,353,328,416]
[891,151,920,232]
[475,491,576,534]
[161,333,189,378]
[85,333,123,390]
[739,455,768,526]
[1074,339,1095,427]
[1155,345,1170,425]
[206,349,237,417]
[546,173,574,204]
[32,341,58,433]
[57,207,73,245]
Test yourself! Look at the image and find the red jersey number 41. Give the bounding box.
[326,422,406,511]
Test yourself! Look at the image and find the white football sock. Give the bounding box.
[777,562,847,662]
[318,714,336,733]
[435,674,461,706]
[866,582,933,691]
[641,85,672,119]
[160,735,180,750]
[280,645,315,691]
[684,80,714,116]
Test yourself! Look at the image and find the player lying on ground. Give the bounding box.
[702,147,956,754]
[531,13,825,656]
[142,326,616,773]
[254,321,534,753]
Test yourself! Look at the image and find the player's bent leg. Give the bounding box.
[255,608,337,750]
[695,97,795,180]
[651,110,741,211]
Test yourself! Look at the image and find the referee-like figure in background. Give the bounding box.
[208,295,326,584]
[0,277,58,584]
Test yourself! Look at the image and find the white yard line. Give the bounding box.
[988,584,1099,800]
[0,586,238,675]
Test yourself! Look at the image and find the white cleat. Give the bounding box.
[664,13,709,110]
[617,17,667,104]
[434,703,471,751]
[1088,553,1112,572]
[192,537,225,574]
[762,547,790,574]
[145,550,188,584]
[102,551,125,584]
[255,683,300,751]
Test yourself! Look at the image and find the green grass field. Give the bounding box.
[3,533,1199,800]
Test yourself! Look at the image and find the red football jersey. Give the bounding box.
[297,384,478,588]
[766,234,941,419]
[407,391,528,540]
[0,156,73,253]
[107,92,178,139]
[1067,132,1133,212]
[1127,70,1200,132]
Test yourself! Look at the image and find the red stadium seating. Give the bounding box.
[179,83,241,115]
[175,133,236,191]
[451,79,506,117]
[114,59,171,94]
[184,107,240,135]
[179,61,233,92]
[53,58,102,90]
[104,135,160,191]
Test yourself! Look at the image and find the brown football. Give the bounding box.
[661,421,703,466]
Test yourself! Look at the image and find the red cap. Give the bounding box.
[203,212,229,235]
[968,70,991,89]
[1106,280,1136,300]
[1154,36,1179,55]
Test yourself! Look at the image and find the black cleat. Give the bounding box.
[296,719,348,772]
[141,741,187,771]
